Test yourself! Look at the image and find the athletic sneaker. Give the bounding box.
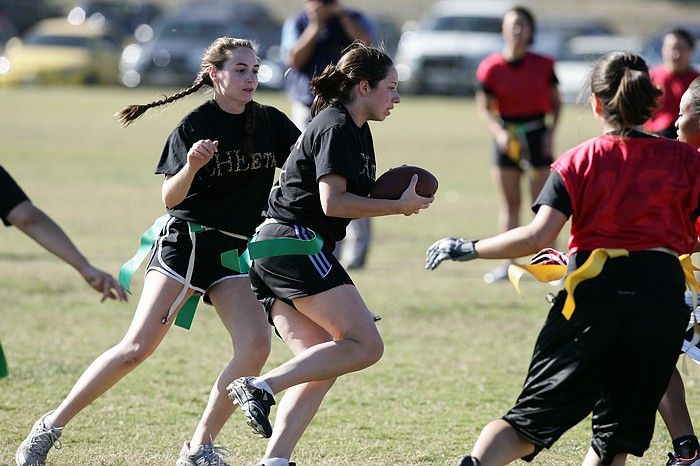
[15,412,63,466]
[483,265,509,284]
[176,441,230,466]
[456,455,481,466]
[227,377,275,438]
[667,449,700,466]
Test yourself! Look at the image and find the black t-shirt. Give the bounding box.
[265,105,377,247]
[156,100,300,236]
[0,165,30,226]
[532,170,571,217]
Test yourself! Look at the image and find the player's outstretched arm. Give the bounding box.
[7,200,127,302]
[426,206,568,271]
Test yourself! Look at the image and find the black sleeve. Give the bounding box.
[314,126,361,184]
[479,82,494,96]
[532,171,571,217]
[551,68,559,86]
[155,122,196,176]
[0,165,30,226]
[269,107,302,168]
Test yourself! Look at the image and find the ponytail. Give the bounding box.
[310,64,354,116]
[589,51,661,129]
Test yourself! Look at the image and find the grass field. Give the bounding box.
[1,86,699,466]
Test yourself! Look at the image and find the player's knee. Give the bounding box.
[116,341,155,368]
[233,334,271,371]
[358,333,384,368]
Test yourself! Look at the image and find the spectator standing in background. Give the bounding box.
[645,28,699,139]
[475,6,561,284]
[281,0,377,270]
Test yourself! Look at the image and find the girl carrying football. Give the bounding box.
[227,43,432,466]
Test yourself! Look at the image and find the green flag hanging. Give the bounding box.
[0,341,8,379]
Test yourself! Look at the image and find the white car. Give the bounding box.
[555,34,642,104]
[395,0,516,95]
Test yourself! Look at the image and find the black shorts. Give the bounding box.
[503,251,689,464]
[248,221,354,317]
[147,217,248,303]
[493,118,552,171]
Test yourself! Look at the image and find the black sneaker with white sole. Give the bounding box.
[227,377,275,438]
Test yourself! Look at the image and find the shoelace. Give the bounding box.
[29,425,62,455]
[199,444,230,466]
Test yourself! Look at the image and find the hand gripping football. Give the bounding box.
[369,165,439,200]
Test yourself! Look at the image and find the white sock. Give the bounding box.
[260,458,290,466]
[250,377,274,395]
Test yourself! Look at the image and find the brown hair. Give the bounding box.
[115,37,260,154]
[310,43,394,117]
[589,51,662,129]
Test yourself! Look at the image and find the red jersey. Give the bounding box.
[552,134,700,254]
[645,65,699,132]
[476,51,556,118]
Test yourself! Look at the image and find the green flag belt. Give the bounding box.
[119,216,323,331]
[0,340,8,379]
[220,229,324,273]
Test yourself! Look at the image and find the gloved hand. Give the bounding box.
[425,237,478,270]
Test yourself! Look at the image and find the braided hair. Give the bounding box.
[116,37,260,154]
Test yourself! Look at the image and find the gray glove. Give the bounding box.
[425,237,478,270]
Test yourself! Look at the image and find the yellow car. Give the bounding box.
[0,17,125,85]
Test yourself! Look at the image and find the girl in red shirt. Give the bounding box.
[645,28,699,139]
[475,6,561,283]
[428,52,700,466]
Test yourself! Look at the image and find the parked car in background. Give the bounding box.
[119,1,283,89]
[395,0,513,95]
[555,34,642,103]
[533,17,615,60]
[170,0,279,58]
[0,0,59,34]
[0,14,18,49]
[0,16,125,85]
[372,14,401,57]
[67,0,162,36]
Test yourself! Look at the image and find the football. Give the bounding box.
[369,165,439,200]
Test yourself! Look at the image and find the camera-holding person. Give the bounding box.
[281,0,379,272]
[281,0,376,129]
